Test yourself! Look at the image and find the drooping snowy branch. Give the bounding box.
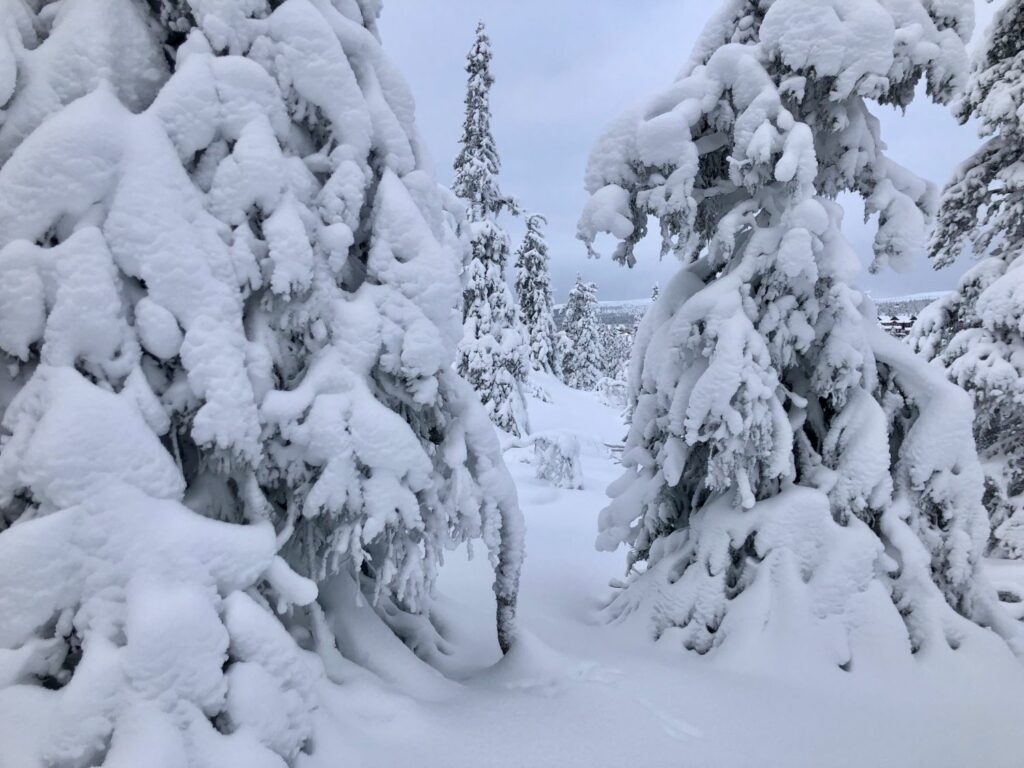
[912,0,1024,557]
[580,0,1020,660]
[0,1,525,762]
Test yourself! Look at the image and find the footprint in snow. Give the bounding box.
[635,697,703,741]
[474,630,621,696]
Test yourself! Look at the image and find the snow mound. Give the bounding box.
[475,630,615,696]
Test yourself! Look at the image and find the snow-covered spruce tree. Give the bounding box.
[599,324,634,380]
[650,283,660,303]
[561,275,604,391]
[579,0,1022,661]
[0,1,523,763]
[454,22,529,436]
[515,213,561,375]
[911,0,1024,557]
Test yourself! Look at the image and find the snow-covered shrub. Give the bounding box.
[597,376,629,409]
[524,377,554,404]
[515,213,561,375]
[579,0,1022,661]
[0,1,524,762]
[455,23,529,437]
[561,275,604,391]
[532,432,584,490]
[911,0,1024,557]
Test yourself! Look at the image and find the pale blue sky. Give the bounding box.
[380,1,998,302]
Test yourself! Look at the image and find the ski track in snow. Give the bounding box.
[303,373,1024,768]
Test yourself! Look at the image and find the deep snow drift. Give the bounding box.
[300,374,1024,768]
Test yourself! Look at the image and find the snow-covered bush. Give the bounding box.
[455,22,529,437]
[579,0,1021,661]
[0,1,524,762]
[597,376,629,409]
[532,432,584,490]
[515,213,561,375]
[524,376,554,404]
[561,275,604,391]
[911,0,1024,557]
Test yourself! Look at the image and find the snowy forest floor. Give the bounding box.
[309,374,1024,768]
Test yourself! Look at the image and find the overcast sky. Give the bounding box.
[379,1,998,303]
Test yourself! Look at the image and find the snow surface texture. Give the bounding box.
[0,1,523,764]
[578,0,1023,661]
[912,0,1024,558]
[300,376,1024,767]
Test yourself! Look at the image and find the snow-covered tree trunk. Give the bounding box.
[454,22,529,437]
[910,0,1024,557]
[515,213,561,375]
[0,1,524,761]
[560,275,604,391]
[579,0,1022,661]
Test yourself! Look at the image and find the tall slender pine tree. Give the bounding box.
[514,213,561,375]
[561,275,603,391]
[454,22,529,436]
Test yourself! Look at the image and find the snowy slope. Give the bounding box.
[301,374,1024,768]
